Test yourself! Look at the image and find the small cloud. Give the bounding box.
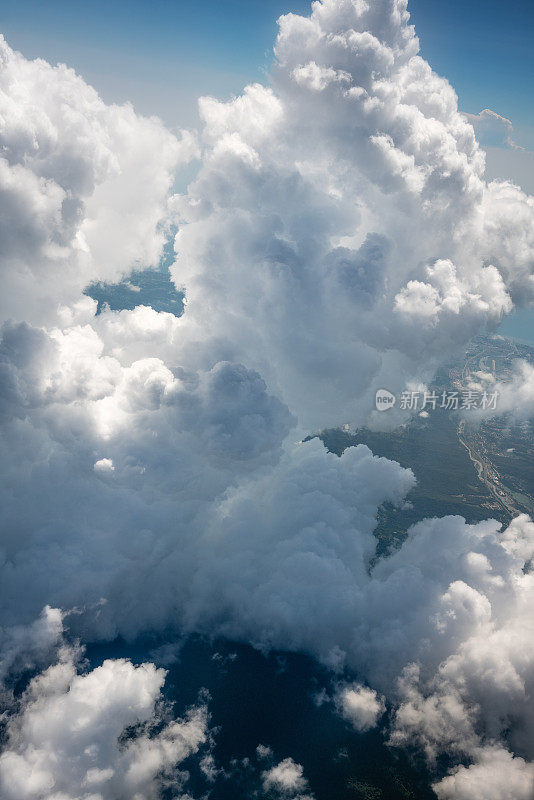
[200,753,219,783]
[464,108,524,151]
[256,744,273,760]
[262,758,312,798]
[335,683,386,733]
[93,458,115,473]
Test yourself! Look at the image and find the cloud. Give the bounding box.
[0,35,196,327]
[262,758,314,799]
[394,259,512,323]
[0,307,414,645]
[335,683,386,732]
[94,457,115,473]
[1,1,534,797]
[462,358,534,421]
[5,308,534,792]
[383,514,534,791]
[0,606,65,685]
[0,315,299,638]
[434,747,534,800]
[170,0,534,432]
[463,109,523,151]
[495,359,534,418]
[0,648,209,800]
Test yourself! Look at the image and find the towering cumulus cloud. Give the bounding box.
[1,1,534,798]
[173,0,533,431]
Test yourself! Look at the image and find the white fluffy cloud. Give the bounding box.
[335,683,386,732]
[4,299,534,792]
[433,747,534,800]
[0,35,196,326]
[262,758,313,799]
[0,648,208,800]
[170,0,534,432]
[383,514,534,794]
[0,306,414,643]
[0,313,298,638]
[2,1,534,798]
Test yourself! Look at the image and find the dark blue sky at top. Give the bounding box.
[1,0,533,142]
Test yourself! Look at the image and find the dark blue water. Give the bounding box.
[86,636,439,800]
